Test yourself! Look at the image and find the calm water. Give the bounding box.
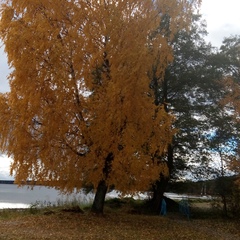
[0,184,191,209]
[0,184,95,209]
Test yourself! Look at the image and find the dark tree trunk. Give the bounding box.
[91,153,113,214]
[151,144,174,214]
[150,67,175,214]
[151,176,169,213]
[91,180,108,214]
[222,194,228,217]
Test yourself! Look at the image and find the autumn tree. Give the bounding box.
[0,0,201,213]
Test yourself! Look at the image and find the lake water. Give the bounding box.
[0,184,96,209]
[0,184,150,209]
[0,184,207,209]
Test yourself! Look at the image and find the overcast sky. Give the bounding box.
[200,0,240,47]
[0,0,240,179]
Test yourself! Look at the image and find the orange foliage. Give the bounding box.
[0,0,201,193]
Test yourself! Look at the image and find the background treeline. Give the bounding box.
[167,176,238,196]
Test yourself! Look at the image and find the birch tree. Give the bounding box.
[0,0,201,213]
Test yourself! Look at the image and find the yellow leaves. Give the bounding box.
[0,93,11,151]
[0,5,14,30]
[0,0,201,192]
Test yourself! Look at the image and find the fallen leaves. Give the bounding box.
[0,210,239,240]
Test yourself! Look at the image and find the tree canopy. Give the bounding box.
[150,16,240,211]
[0,0,201,212]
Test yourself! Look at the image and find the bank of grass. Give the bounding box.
[0,198,239,240]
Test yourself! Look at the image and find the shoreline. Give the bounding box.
[0,180,14,184]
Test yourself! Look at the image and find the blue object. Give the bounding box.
[160,198,167,216]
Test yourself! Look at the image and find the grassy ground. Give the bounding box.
[0,198,239,240]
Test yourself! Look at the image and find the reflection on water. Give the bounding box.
[0,184,95,209]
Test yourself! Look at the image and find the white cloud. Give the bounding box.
[201,0,240,47]
[0,155,13,180]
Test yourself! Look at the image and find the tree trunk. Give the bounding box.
[151,176,169,213]
[151,144,174,214]
[91,153,113,214]
[91,180,108,214]
[151,69,175,214]
[222,194,228,217]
